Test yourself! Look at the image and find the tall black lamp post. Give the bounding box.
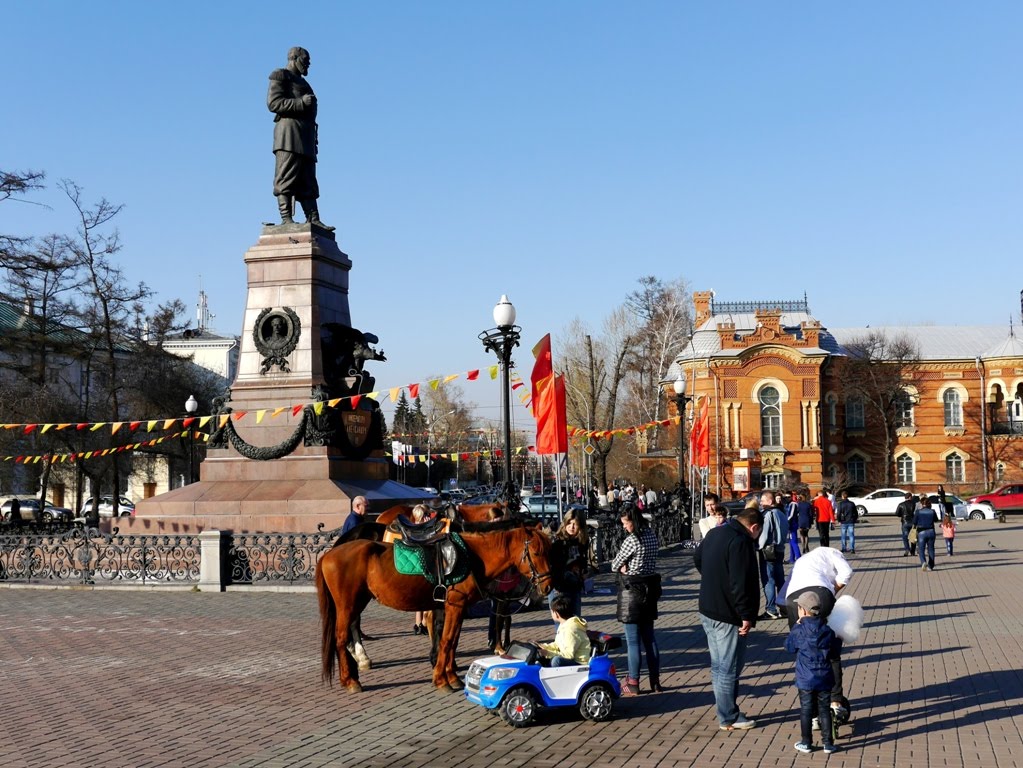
[185,394,198,485]
[673,374,690,498]
[479,295,521,508]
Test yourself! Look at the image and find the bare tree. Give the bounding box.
[622,276,693,452]
[0,169,46,272]
[841,331,921,487]
[559,307,634,491]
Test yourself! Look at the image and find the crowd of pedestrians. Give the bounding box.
[537,479,955,754]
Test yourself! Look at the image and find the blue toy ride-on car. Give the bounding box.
[464,631,622,727]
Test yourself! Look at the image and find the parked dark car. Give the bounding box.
[1,498,74,523]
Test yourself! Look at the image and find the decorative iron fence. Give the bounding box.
[0,525,201,585]
[227,525,344,585]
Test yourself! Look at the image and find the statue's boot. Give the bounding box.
[299,199,335,232]
[277,195,295,225]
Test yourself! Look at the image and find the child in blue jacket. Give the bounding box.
[785,591,840,754]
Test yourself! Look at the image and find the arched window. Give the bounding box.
[894,391,914,428]
[943,389,963,428]
[996,461,1006,481]
[896,453,915,484]
[825,394,838,429]
[846,456,866,484]
[945,453,964,483]
[759,386,782,447]
[845,394,865,430]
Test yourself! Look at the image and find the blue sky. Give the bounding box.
[4,2,1021,429]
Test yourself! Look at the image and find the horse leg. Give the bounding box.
[346,620,372,671]
[433,604,466,691]
[499,604,512,654]
[428,606,442,668]
[334,604,364,693]
[445,612,466,688]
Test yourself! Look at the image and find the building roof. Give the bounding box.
[0,301,94,347]
[670,297,1018,376]
[828,325,1009,361]
[981,331,1023,361]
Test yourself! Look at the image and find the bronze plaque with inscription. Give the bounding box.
[342,410,371,448]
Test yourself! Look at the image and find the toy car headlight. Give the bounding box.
[488,667,518,681]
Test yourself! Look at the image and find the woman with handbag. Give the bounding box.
[611,504,663,695]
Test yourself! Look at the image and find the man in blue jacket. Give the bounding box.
[694,505,763,730]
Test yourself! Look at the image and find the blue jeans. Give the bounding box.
[918,529,936,568]
[699,615,748,726]
[799,689,833,746]
[622,620,659,681]
[550,655,576,667]
[840,523,856,552]
[759,554,785,614]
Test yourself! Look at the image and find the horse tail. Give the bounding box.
[316,555,338,686]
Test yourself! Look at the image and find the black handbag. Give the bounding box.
[616,572,662,623]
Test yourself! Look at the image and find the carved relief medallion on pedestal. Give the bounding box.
[253,307,301,374]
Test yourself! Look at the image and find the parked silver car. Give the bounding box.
[1,498,74,523]
[81,496,136,518]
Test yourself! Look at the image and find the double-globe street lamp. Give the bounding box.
[673,374,690,500]
[185,394,198,485]
[479,295,520,508]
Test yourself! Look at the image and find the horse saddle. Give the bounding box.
[394,514,449,544]
[392,528,469,590]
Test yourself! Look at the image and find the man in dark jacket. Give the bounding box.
[694,506,763,730]
[834,491,859,554]
[896,492,917,556]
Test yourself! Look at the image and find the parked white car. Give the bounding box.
[81,496,136,518]
[848,488,910,516]
[959,502,997,521]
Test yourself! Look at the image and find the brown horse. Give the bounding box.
[316,519,552,692]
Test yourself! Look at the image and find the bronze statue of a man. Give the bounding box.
[267,47,333,231]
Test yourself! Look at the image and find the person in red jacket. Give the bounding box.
[812,490,835,549]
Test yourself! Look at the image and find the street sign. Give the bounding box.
[583,442,596,456]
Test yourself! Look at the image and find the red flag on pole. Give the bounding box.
[535,374,567,454]
[530,334,553,416]
[691,397,710,468]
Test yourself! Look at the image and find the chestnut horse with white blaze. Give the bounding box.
[316,519,551,691]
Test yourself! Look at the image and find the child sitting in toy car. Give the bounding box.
[536,595,591,667]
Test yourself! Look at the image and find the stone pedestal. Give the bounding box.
[126,225,429,535]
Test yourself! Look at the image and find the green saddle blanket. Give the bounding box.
[393,533,470,587]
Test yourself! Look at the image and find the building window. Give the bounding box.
[943,389,963,428]
[846,456,866,484]
[825,394,837,429]
[894,392,914,428]
[764,473,781,489]
[759,386,782,447]
[846,395,864,430]
[945,453,964,483]
[896,454,915,484]
[996,461,1006,481]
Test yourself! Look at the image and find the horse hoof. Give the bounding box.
[435,683,453,693]
[358,659,372,671]
[345,681,364,693]
[448,678,464,691]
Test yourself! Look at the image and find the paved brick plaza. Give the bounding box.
[2,517,1023,768]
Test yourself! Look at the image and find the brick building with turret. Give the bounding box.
[655,291,1023,499]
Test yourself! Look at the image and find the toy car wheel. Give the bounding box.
[500,686,537,727]
[579,682,615,722]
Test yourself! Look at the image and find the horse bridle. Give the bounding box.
[520,535,551,592]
